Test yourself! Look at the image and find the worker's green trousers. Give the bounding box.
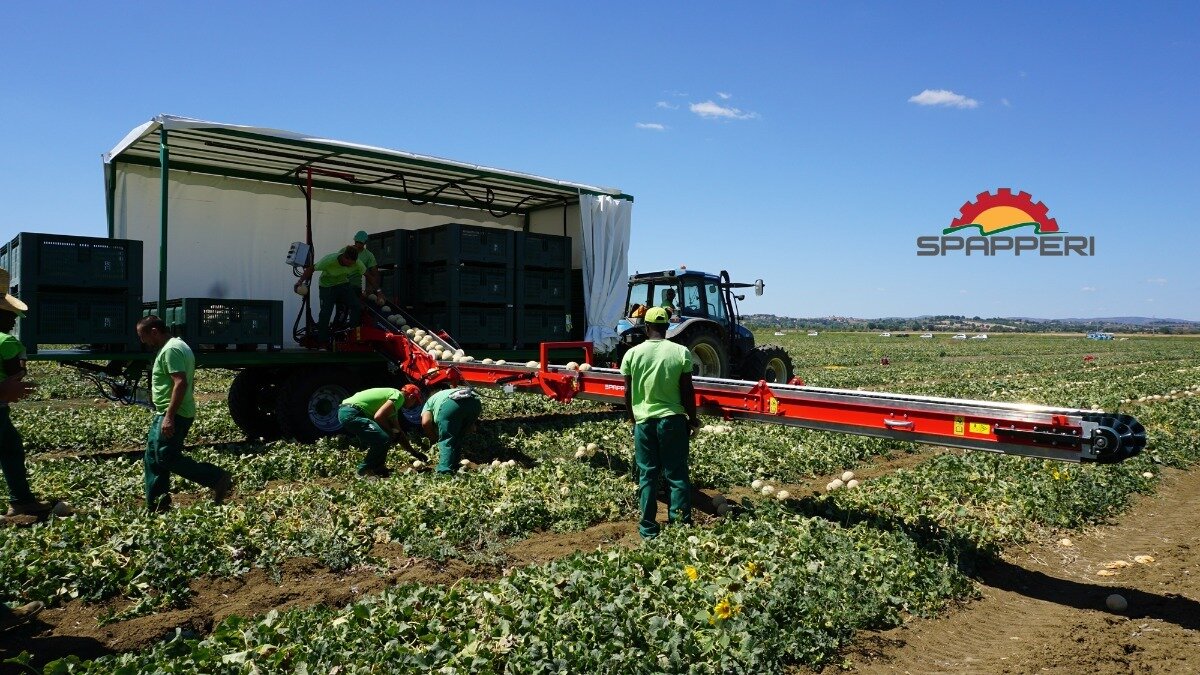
[634,415,692,539]
[434,396,483,474]
[316,283,360,344]
[144,414,224,511]
[0,407,35,505]
[338,405,391,473]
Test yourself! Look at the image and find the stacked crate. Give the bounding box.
[0,232,143,354]
[365,229,416,308]
[515,232,572,348]
[413,223,515,348]
[142,298,283,351]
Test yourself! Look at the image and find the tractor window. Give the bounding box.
[627,282,653,317]
[680,281,704,318]
[706,283,728,323]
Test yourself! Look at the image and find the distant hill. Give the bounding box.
[743,314,1200,334]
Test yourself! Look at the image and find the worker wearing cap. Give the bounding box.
[137,315,234,513]
[420,386,483,474]
[620,306,699,539]
[300,246,366,346]
[0,269,53,518]
[339,384,423,478]
[348,231,381,298]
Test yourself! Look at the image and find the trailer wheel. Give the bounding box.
[228,368,283,441]
[276,367,360,443]
[677,326,729,379]
[740,344,794,384]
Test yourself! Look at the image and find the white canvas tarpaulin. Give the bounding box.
[579,195,632,353]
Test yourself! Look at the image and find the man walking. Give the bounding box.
[338,384,423,478]
[136,316,233,512]
[0,269,53,517]
[420,387,483,474]
[300,246,366,346]
[620,306,699,539]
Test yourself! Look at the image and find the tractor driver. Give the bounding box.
[660,288,677,312]
[348,230,382,301]
[300,246,366,347]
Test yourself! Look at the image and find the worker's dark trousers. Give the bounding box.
[316,283,360,344]
[634,414,692,539]
[434,396,483,474]
[143,414,224,511]
[338,405,391,474]
[0,406,35,505]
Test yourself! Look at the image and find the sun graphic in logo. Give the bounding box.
[945,188,1060,235]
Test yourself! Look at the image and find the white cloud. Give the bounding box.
[908,89,980,109]
[1081,286,1096,292]
[655,101,678,110]
[1146,277,1168,285]
[689,100,758,120]
[717,92,731,100]
[635,122,666,131]
[1000,97,1011,107]
[959,289,969,295]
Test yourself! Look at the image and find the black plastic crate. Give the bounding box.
[570,269,585,340]
[416,223,514,266]
[18,290,142,355]
[415,303,513,348]
[2,232,142,291]
[417,264,513,304]
[517,268,570,307]
[516,232,570,270]
[366,229,415,268]
[517,306,572,347]
[377,267,411,307]
[144,298,283,351]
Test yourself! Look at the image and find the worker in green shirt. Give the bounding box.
[348,230,381,299]
[0,271,53,517]
[620,306,699,539]
[300,246,366,346]
[136,316,233,513]
[420,387,483,474]
[338,384,423,478]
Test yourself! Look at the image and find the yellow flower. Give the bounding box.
[712,596,739,621]
[684,565,699,582]
[1052,469,1061,480]
[744,561,761,578]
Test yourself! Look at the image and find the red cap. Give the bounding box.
[401,384,423,405]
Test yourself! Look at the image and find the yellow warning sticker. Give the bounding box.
[954,416,965,436]
[969,422,991,435]
[769,397,779,414]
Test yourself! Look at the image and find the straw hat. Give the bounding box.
[0,268,28,316]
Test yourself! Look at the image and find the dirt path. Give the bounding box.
[845,466,1200,674]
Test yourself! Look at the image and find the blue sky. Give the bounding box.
[1,2,1196,319]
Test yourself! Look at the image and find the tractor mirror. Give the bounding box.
[754,279,764,296]
[735,294,745,301]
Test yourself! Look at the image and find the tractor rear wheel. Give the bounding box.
[228,368,283,441]
[276,367,361,443]
[678,326,729,379]
[740,344,793,384]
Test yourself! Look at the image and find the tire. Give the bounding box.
[676,326,729,379]
[276,367,361,443]
[740,344,794,384]
[228,368,283,441]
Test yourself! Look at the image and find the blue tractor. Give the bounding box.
[613,269,794,383]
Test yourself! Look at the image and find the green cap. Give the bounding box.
[353,230,369,243]
[644,307,670,324]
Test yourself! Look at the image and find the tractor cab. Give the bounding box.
[613,268,793,383]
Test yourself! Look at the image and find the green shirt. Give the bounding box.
[347,247,377,291]
[314,252,367,288]
[620,339,693,423]
[0,331,26,378]
[151,337,196,418]
[342,387,402,420]
[421,388,477,421]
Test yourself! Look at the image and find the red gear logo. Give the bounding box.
[949,188,1059,233]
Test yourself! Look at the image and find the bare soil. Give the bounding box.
[842,465,1200,674]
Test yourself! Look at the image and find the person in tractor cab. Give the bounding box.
[660,288,677,312]
[620,306,699,539]
[300,246,366,346]
[0,270,54,518]
[348,230,382,300]
[420,386,483,474]
[137,316,234,513]
[338,384,424,478]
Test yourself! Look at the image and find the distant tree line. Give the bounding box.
[742,314,1200,334]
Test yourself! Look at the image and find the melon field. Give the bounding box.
[3,332,1199,673]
